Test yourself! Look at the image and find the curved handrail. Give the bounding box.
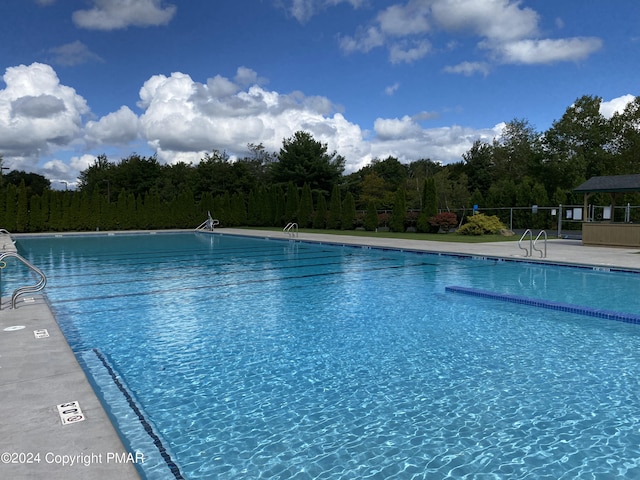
[518,229,532,257]
[195,211,220,231]
[0,252,47,309]
[532,230,547,258]
[283,222,298,237]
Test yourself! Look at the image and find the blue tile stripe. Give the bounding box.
[93,348,185,480]
[445,285,640,325]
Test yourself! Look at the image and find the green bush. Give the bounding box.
[456,213,506,236]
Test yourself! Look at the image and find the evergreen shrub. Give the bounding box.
[456,213,506,236]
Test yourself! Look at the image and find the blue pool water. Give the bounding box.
[16,232,640,479]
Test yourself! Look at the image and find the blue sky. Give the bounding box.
[0,0,638,188]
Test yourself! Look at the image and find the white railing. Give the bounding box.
[0,252,47,309]
[195,211,220,231]
[518,229,547,258]
[283,222,298,237]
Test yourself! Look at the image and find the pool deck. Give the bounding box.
[1,228,638,479]
[219,228,640,271]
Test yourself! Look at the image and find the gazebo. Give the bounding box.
[574,174,640,247]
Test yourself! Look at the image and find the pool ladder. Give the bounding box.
[195,211,219,231]
[518,229,547,258]
[0,252,47,309]
[283,222,298,238]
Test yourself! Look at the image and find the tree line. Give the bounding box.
[0,94,638,233]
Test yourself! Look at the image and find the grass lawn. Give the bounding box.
[239,227,523,243]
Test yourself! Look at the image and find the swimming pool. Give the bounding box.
[16,232,640,479]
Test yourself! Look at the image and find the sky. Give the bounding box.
[0,0,638,189]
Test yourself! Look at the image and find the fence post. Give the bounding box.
[557,204,562,239]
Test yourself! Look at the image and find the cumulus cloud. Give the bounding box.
[339,0,602,69]
[135,68,368,167]
[600,94,635,119]
[370,120,505,164]
[0,63,89,166]
[72,0,177,30]
[49,41,104,66]
[9,62,630,189]
[85,106,140,146]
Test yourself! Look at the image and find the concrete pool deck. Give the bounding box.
[1,228,638,479]
[220,228,640,272]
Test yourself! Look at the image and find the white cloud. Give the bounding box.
[72,0,177,30]
[600,94,635,119]
[370,120,505,164]
[385,82,400,96]
[494,37,603,65]
[377,2,431,36]
[49,41,104,66]
[339,26,386,54]
[374,115,424,140]
[85,106,140,146]
[284,0,365,23]
[443,61,490,76]
[0,62,547,186]
[339,0,602,68]
[389,40,431,64]
[0,63,89,163]
[431,0,539,42]
[136,70,369,167]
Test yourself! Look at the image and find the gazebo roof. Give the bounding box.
[574,174,640,193]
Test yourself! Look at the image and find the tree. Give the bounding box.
[313,192,327,229]
[417,178,437,233]
[363,201,378,231]
[4,184,17,231]
[298,183,314,228]
[284,181,299,223]
[326,184,342,229]
[359,172,390,209]
[78,154,114,198]
[543,95,613,193]
[16,180,29,232]
[370,156,408,192]
[609,96,640,174]
[390,187,407,232]
[462,140,493,197]
[340,191,356,230]
[492,119,542,183]
[271,131,345,193]
[4,170,50,196]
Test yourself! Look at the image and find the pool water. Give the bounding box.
[17,233,640,479]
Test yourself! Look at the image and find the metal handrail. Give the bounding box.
[0,252,47,309]
[283,222,298,237]
[532,230,547,258]
[195,211,219,231]
[518,229,532,257]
